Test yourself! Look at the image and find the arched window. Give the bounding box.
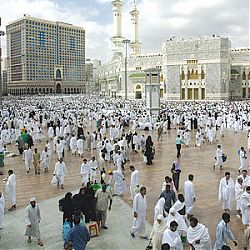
[136,84,141,90]
[242,71,246,80]
[181,71,185,80]
[201,69,205,79]
[56,69,62,79]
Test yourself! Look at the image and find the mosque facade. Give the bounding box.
[98,0,250,101]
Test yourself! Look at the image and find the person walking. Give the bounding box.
[4,169,16,211]
[130,186,148,239]
[53,158,68,189]
[33,148,41,175]
[214,145,224,170]
[171,156,181,191]
[144,136,153,165]
[214,213,237,250]
[25,197,43,246]
[64,215,90,250]
[175,134,184,157]
[94,184,112,229]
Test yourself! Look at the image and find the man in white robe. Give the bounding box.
[48,126,54,140]
[113,169,127,196]
[130,166,140,200]
[89,157,98,183]
[56,139,64,159]
[40,147,50,173]
[214,145,224,170]
[5,169,16,211]
[0,192,4,229]
[239,147,248,172]
[130,186,147,239]
[184,174,196,215]
[80,159,90,186]
[240,186,250,227]
[218,172,235,213]
[235,177,244,217]
[25,197,43,246]
[77,136,84,157]
[23,147,32,173]
[53,158,68,189]
[187,216,212,250]
[70,134,77,155]
[162,221,183,250]
[114,151,124,172]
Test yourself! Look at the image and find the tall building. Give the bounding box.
[6,15,86,95]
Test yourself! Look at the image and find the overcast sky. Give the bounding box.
[0,0,249,62]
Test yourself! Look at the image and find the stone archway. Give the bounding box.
[56,83,62,93]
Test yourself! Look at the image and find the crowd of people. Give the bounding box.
[0,96,249,249]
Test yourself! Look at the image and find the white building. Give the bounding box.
[97,0,250,101]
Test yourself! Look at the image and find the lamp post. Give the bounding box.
[123,39,130,100]
[0,18,5,109]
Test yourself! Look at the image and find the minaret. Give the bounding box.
[111,0,124,59]
[130,0,141,55]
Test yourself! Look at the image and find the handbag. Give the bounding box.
[222,153,227,162]
[51,175,58,185]
[145,239,153,250]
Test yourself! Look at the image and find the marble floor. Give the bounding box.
[0,127,247,249]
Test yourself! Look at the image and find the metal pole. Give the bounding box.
[123,39,130,100]
[125,43,127,100]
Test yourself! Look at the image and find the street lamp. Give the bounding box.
[0,18,5,109]
[123,39,130,100]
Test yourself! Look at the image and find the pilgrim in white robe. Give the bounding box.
[131,193,147,237]
[150,214,167,250]
[113,170,127,196]
[162,228,183,250]
[40,149,50,171]
[218,177,235,210]
[235,179,244,211]
[25,204,41,239]
[187,223,212,250]
[89,159,98,182]
[80,162,90,186]
[154,197,167,222]
[240,190,250,225]
[48,126,54,139]
[56,141,64,159]
[184,180,195,214]
[6,173,16,207]
[77,138,84,156]
[130,169,140,200]
[166,207,187,237]
[214,148,223,167]
[239,149,248,171]
[23,148,32,171]
[0,192,4,229]
[70,136,77,155]
[53,161,68,185]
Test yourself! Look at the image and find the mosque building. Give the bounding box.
[98,0,250,100]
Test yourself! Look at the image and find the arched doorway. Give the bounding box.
[135,84,142,99]
[56,83,62,93]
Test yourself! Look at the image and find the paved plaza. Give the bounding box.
[0,123,248,249]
